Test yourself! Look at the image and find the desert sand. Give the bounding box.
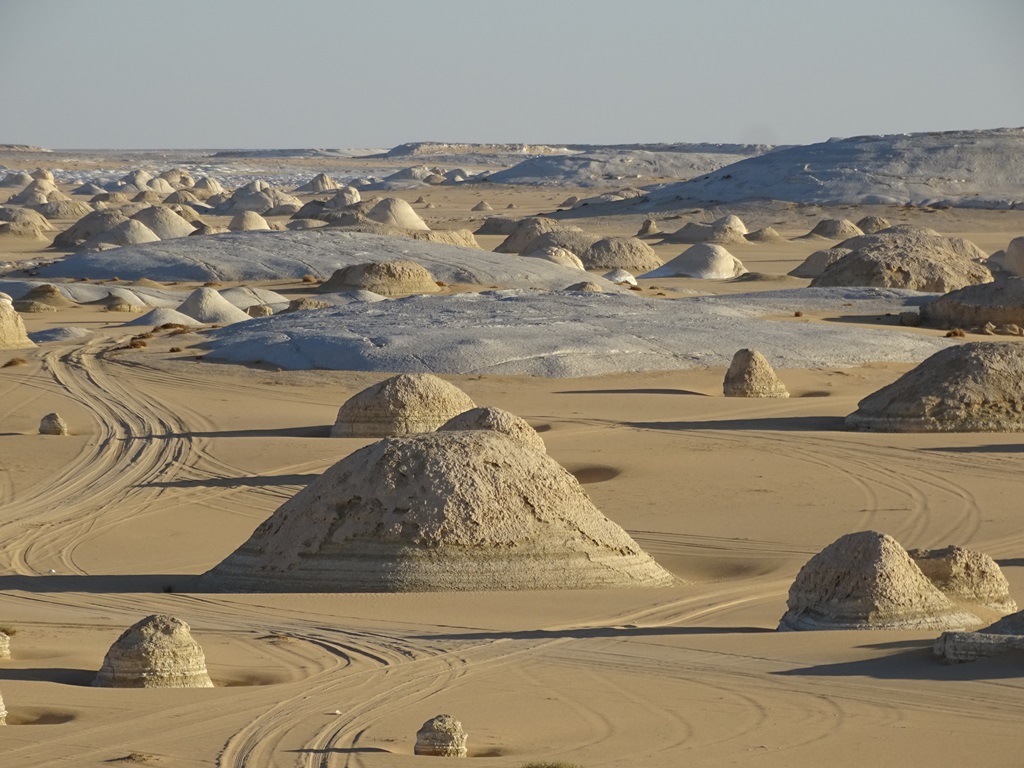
[0,138,1023,767]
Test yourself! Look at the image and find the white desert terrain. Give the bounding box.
[0,132,1023,768]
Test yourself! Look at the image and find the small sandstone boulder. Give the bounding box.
[0,630,9,660]
[39,413,68,435]
[723,349,789,398]
[415,714,467,757]
[93,614,214,688]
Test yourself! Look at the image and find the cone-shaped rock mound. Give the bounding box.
[415,714,468,757]
[744,226,784,243]
[317,261,440,297]
[643,243,746,279]
[907,545,1016,614]
[804,218,864,240]
[723,349,789,398]
[856,215,891,234]
[438,406,546,454]
[920,277,1024,330]
[331,373,475,437]
[201,431,674,592]
[779,531,980,631]
[846,342,1024,432]
[93,614,214,688]
[366,198,429,231]
[177,288,252,325]
[228,211,271,231]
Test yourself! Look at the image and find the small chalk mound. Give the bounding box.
[438,406,546,454]
[317,261,440,297]
[93,614,214,688]
[636,218,659,237]
[563,281,604,293]
[471,201,493,212]
[604,268,637,286]
[39,412,68,435]
[228,211,271,231]
[643,243,747,280]
[177,288,252,325]
[365,198,429,231]
[856,215,891,234]
[803,218,864,240]
[908,545,1016,614]
[723,349,789,398]
[331,373,475,438]
[415,715,467,757]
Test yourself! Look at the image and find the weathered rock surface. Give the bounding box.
[778,531,980,631]
[415,715,467,757]
[93,615,214,688]
[811,228,992,292]
[933,630,1024,663]
[921,277,1024,330]
[0,298,37,349]
[723,349,789,398]
[846,342,1024,432]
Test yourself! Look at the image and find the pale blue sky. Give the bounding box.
[1,0,1021,149]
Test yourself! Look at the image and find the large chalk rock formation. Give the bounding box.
[201,430,674,591]
[846,342,1024,432]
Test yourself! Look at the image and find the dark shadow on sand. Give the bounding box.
[0,667,95,686]
[417,626,772,642]
[626,416,847,432]
[143,425,333,440]
[774,643,1024,681]
[289,748,392,756]
[556,388,708,397]
[922,444,1024,455]
[0,574,196,593]
[144,473,318,489]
